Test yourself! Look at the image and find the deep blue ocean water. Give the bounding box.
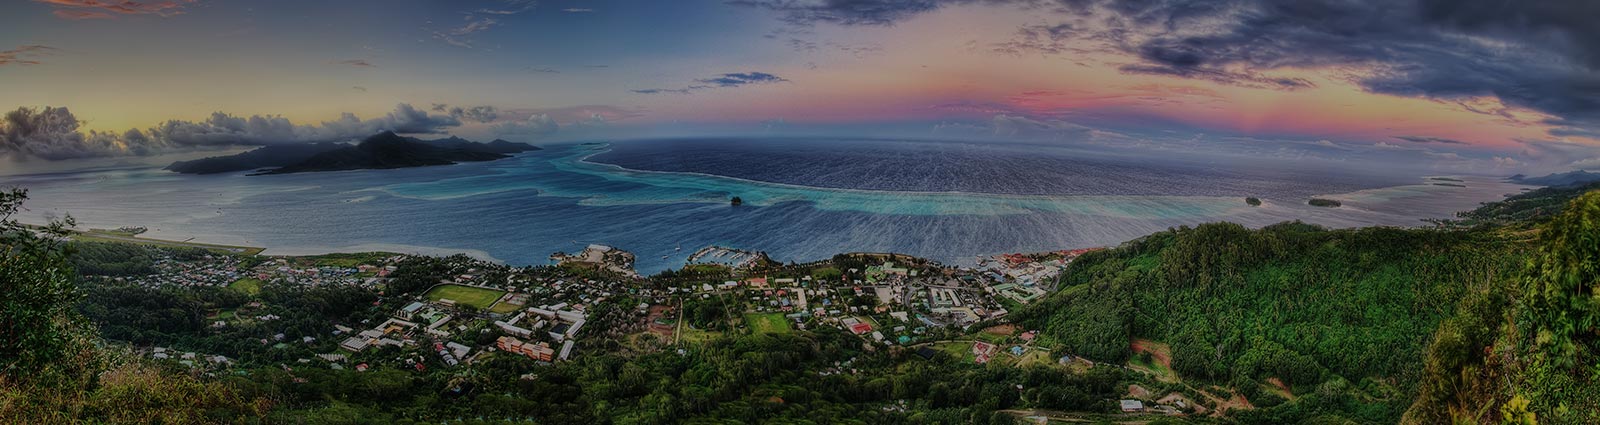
[589,138,1410,198]
[5,138,1529,273]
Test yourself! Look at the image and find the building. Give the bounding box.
[1120,399,1145,412]
[340,336,371,352]
[558,340,575,361]
[497,336,554,362]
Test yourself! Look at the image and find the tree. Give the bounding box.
[0,188,85,375]
[1519,191,1600,369]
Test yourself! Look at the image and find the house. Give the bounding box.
[1120,400,1145,412]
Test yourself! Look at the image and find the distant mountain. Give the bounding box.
[419,136,540,154]
[257,131,512,175]
[164,142,345,174]
[1509,170,1600,187]
[167,132,539,175]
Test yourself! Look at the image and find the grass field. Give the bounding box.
[745,313,792,334]
[1129,339,1177,382]
[228,278,264,295]
[931,341,978,363]
[425,284,506,310]
[488,300,523,314]
[680,326,724,344]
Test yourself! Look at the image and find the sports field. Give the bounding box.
[425,284,506,310]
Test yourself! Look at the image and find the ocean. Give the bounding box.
[4,138,1531,274]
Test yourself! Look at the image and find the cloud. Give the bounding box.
[990,114,1095,141]
[528,67,559,74]
[432,17,498,48]
[1050,0,1600,133]
[434,0,542,48]
[38,0,196,19]
[52,9,113,19]
[1570,157,1600,170]
[490,113,558,138]
[1393,135,1468,145]
[634,72,789,94]
[630,88,697,95]
[333,59,376,68]
[562,8,594,13]
[695,72,788,87]
[351,86,368,92]
[727,0,947,26]
[0,103,463,160]
[736,0,1600,137]
[0,45,56,66]
[1513,138,1600,172]
[498,105,645,124]
[473,0,537,15]
[992,23,1079,56]
[430,103,500,123]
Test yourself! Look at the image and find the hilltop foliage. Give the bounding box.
[1014,220,1528,423]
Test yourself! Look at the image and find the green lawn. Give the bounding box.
[680,326,724,344]
[228,278,263,295]
[931,341,977,363]
[745,313,792,334]
[425,284,506,310]
[488,300,523,314]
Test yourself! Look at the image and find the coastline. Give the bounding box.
[40,174,1534,273]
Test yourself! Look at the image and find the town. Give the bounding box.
[72,237,1213,418]
[90,240,1102,368]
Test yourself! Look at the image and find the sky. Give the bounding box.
[3,0,1600,175]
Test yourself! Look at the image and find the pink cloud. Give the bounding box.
[37,0,195,20]
[0,45,57,66]
[52,9,113,19]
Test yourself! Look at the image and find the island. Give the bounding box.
[1509,170,1600,187]
[165,131,540,175]
[730,196,743,206]
[165,142,348,174]
[1245,197,1262,206]
[1308,198,1343,207]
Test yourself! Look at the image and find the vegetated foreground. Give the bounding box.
[1,183,1596,424]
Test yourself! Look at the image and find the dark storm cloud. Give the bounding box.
[737,0,1600,136]
[0,103,463,160]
